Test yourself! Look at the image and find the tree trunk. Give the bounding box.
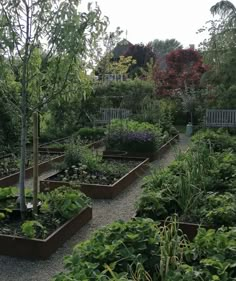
[18,0,30,218]
[33,112,39,215]
[18,94,27,216]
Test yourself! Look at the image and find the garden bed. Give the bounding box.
[104,134,179,161]
[0,207,92,259]
[40,156,149,199]
[39,138,104,153]
[136,130,236,233]
[0,154,65,187]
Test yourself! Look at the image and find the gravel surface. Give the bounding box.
[0,134,189,281]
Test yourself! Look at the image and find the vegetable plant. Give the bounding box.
[137,133,236,227]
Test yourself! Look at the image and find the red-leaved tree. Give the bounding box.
[153,48,207,95]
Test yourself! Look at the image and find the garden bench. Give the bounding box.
[94,107,131,126]
[205,109,236,128]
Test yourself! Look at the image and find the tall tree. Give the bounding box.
[0,0,108,216]
[153,49,207,95]
[150,39,183,70]
[150,39,183,58]
[200,0,236,65]
[210,0,236,23]
[124,43,156,77]
[199,0,236,106]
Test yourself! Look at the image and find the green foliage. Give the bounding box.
[76,127,105,141]
[199,0,236,109]
[40,186,91,220]
[93,80,154,114]
[53,218,178,280]
[63,139,102,171]
[137,131,236,226]
[0,0,109,214]
[21,220,46,239]
[200,192,236,227]
[192,129,236,152]
[134,97,176,133]
[150,38,183,59]
[0,97,20,153]
[186,227,236,281]
[0,187,17,200]
[53,217,191,281]
[106,119,164,153]
[42,70,94,139]
[108,119,162,137]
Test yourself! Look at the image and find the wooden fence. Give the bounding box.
[205,109,236,127]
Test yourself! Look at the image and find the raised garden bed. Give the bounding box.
[39,138,104,153]
[104,134,179,161]
[40,156,149,199]
[159,220,207,241]
[0,154,65,187]
[0,207,92,259]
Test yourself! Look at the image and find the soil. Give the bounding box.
[0,153,61,178]
[51,159,142,185]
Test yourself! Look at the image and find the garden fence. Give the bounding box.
[94,108,131,125]
[205,109,236,127]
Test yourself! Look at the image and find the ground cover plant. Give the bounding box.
[53,217,236,281]
[106,119,172,154]
[0,186,90,239]
[136,129,236,227]
[51,141,142,185]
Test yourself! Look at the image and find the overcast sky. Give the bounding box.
[82,0,236,48]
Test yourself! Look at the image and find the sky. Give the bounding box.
[81,0,236,48]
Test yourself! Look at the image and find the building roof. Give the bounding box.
[112,39,133,59]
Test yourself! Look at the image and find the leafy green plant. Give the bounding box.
[137,135,236,226]
[200,192,236,227]
[39,186,91,220]
[0,212,5,220]
[76,127,105,141]
[192,129,236,152]
[63,139,102,171]
[0,187,17,200]
[53,218,161,280]
[21,220,46,239]
[53,216,192,281]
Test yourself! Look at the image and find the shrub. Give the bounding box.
[106,120,164,153]
[192,129,236,152]
[63,139,102,171]
[94,80,154,114]
[137,137,236,227]
[108,131,157,153]
[75,127,105,141]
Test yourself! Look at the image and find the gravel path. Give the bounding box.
[0,134,189,281]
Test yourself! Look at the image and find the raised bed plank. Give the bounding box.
[0,154,65,187]
[40,157,149,199]
[104,134,179,161]
[0,207,92,259]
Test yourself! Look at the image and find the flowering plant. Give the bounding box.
[107,131,157,153]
